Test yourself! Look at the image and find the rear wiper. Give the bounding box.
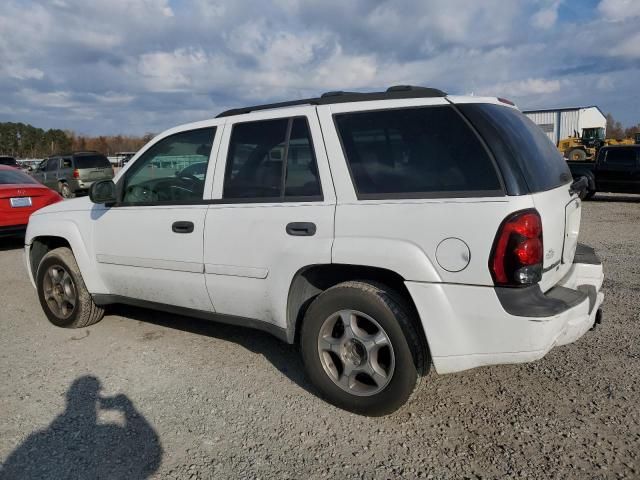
[569,177,588,197]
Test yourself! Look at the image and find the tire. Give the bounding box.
[60,183,75,199]
[300,281,428,416]
[568,148,587,161]
[36,247,104,328]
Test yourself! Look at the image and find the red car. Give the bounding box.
[0,165,63,237]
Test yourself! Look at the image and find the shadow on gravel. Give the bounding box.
[109,304,316,396]
[590,194,640,203]
[0,236,24,251]
[0,376,162,480]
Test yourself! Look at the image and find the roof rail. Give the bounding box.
[216,85,447,118]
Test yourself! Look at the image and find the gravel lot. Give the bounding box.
[1,194,639,479]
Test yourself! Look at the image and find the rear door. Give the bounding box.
[203,107,335,327]
[596,148,640,193]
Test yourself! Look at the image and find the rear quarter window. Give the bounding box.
[458,103,571,194]
[334,106,503,198]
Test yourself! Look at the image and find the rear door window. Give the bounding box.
[334,106,502,198]
[458,103,572,193]
[223,117,322,200]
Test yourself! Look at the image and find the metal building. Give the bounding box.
[523,106,607,145]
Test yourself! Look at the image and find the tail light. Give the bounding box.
[490,209,543,286]
[497,97,515,106]
[73,169,80,178]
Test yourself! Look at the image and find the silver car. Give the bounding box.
[31,152,114,198]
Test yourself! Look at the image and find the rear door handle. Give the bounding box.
[172,221,194,234]
[286,222,316,236]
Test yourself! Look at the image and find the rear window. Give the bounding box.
[459,103,571,193]
[334,106,502,198]
[0,157,18,166]
[0,169,38,185]
[73,155,112,168]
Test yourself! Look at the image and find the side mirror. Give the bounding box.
[27,166,33,172]
[89,180,117,205]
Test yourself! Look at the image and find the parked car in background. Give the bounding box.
[30,152,114,198]
[0,165,62,238]
[568,144,640,199]
[0,156,19,168]
[24,86,604,415]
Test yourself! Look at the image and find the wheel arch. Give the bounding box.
[286,264,428,349]
[26,221,107,294]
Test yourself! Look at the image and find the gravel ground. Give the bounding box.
[1,194,639,479]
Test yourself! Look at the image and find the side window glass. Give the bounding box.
[335,106,502,197]
[62,157,72,168]
[604,149,636,168]
[46,159,59,171]
[122,127,215,204]
[223,117,322,200]
[285,118,321,197]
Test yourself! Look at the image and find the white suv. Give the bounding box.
[25,86,604,415]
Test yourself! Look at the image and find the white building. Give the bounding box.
[523,106,607,145]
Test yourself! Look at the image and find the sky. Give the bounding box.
[0,0,639,135]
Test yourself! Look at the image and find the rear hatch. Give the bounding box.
[73,154,114,181]
[458,101,580,291]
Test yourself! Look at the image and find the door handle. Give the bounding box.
[172,221,194,234]
[286,222,316,236]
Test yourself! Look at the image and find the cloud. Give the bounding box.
[598,0,640,20]
[0,0,638,135]
[531,1,561,29]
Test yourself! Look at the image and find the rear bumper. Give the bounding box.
[0,224,27,238]
[406,243,604,374]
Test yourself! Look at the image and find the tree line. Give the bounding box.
[1,114,638,160]
[605,114,640,140]
[0,122,154,158]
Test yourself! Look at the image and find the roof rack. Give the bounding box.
[216,85,447,118]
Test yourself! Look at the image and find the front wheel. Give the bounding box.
[36,247,104,328]
[300,281,428,416]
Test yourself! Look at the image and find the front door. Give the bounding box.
[93,125,222,311]
[203,108,335,328]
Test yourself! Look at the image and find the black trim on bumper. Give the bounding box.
[495,284,588,318]
[574,243,601,265]
[0,225,27,238]
[92,294,289,343]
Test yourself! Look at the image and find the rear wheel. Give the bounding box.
[36,247,104,328]
[300,281,428,416]
[60,183,75,199]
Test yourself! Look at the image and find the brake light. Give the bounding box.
[73,169,79,178]
[490,209,543,286]
[497,97,515,106]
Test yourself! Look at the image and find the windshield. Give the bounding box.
[74,155,112,168]
[0,169,38,185]
[459,103,572,193]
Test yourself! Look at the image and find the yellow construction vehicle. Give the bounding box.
[558,127,635,161]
